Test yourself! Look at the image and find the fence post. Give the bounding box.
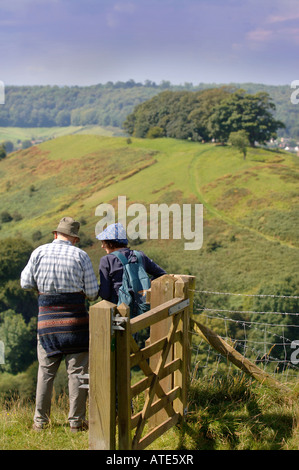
[89,300,116,450]
[116,303,132,450]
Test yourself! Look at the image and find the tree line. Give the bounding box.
[123,88,285,145]
[0,81,297,138]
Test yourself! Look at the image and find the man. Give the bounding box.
[21,216,99,432]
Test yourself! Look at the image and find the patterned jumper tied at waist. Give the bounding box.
[38,292,89,357]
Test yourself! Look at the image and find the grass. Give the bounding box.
[0,394,89,450]
[1,373,298,450]
[185,374,299,450]
[0,125,122,146]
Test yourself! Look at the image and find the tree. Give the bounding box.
[0,238,37,319]
[123,87,234,142]
[22,140,32,149]
[208,90,285,146]
[0,310,36,374]
[56,110,71,126]
[189,87,232,141]
[2,141,14,153]
[147,126,164,138]
[228,130,250,159]
[0,238,34,282]
[0,144,6,160]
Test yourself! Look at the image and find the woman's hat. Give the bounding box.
[53,216,80,240]
[96,223,128,244]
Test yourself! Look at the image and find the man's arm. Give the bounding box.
[20,255,37,291]
[82,255,99,301]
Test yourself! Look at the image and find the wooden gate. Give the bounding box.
[88,274,195,450]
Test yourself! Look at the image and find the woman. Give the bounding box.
[97,223,166,307]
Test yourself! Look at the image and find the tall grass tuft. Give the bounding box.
[0,392,89,450]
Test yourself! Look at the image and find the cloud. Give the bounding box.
[245,1,299,48]
[266,0,299,24]
[106,2,137,28]
[113,2,136,14]
[267,13,299,23]
[246,29,273,43]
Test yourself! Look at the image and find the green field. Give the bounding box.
[0,125,123,147]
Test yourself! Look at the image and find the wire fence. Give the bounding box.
[190,288,299,384]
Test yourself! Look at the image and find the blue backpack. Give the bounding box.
[111,250,151,317]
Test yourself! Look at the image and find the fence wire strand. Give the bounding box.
[190,288,299,384]
[191,289,299,299]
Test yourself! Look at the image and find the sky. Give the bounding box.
[0,0,298,87]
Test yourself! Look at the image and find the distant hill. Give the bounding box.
[0,134,298,296]
[0,81,298,139]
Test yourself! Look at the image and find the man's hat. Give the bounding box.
[53,217,80,240]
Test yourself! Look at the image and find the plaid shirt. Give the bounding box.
[20,239,99,300]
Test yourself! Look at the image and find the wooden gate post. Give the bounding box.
[116,303,132,450]
[149,274,176,427]
[173,276,189,416]
[89,300,116,450]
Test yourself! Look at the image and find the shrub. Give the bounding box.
[32,230,42,242]
[0,211,12,223]
[0,144,7,160]
[147,126,164,139]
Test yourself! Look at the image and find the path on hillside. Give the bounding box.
[188,148,297,250]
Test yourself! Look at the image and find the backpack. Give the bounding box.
[111,250,151,317]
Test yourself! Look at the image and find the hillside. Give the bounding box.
[0,134,298,296]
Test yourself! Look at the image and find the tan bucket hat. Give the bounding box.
[53,216,80,240]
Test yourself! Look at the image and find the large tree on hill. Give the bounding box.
[123,87,233,141]
[208,90,285,146]
[123,87,285,144]
[188,87,233,141]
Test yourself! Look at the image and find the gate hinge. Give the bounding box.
[78,373,89,390]
[168,298,189,316]
[111,314,128,333]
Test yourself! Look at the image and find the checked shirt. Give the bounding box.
[21,239,99,300]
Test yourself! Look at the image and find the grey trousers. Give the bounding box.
[34,338,88,428]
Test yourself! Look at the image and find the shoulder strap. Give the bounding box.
[111,250,128,265]
[133,250,143,265]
